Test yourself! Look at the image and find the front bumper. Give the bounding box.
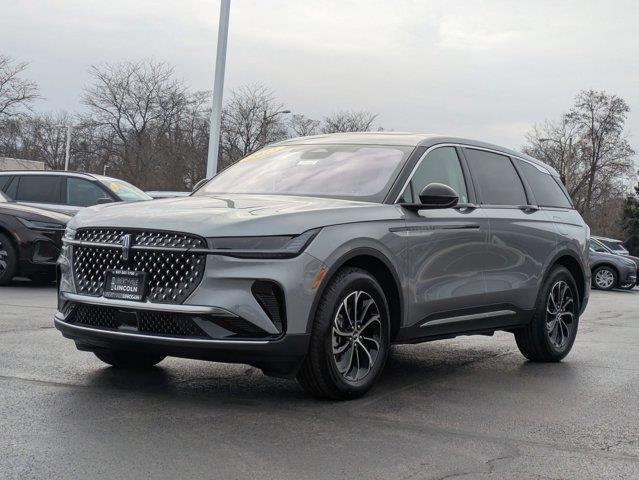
[55,248,325,375]
[54,310,309,376]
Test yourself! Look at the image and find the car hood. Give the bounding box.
[0,202,71,224]
[70,194,402,236]
[590,250,636,267]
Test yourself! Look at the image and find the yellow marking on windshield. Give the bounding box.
[109,182,120,192]
[240,146,285,163]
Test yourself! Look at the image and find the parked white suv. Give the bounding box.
[0,171,152,215]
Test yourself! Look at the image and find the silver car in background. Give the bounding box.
[55,133,590,399]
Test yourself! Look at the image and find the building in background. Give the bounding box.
[0,157,44,171]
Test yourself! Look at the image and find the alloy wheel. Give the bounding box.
[545,280,575,349]
[331,290,382,382]
[594,269,615,289]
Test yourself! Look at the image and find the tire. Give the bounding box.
[0,233,18,286]
[94,350,166,368]
[297,267,391,400]
[515,265,580,362]
[592,265,617,290]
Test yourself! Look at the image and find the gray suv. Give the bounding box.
[55,133,590,399]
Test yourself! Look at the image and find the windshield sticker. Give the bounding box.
[109,182,120,192]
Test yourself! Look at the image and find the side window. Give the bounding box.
[0,176,11,192]
[515,159,572,208]
[66,178,111,207]
[14,176,61,203]
[399,147,468,203]
[465,149,526,206]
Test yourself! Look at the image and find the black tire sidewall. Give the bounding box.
[536,267,580,359]
[592,266,617,290]
[319,270,390,396]
[0,233,18,285]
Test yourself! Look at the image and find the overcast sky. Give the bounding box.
[2,0,638,151]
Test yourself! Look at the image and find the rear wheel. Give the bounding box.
[0,233,17,286]
[515,265,579,362]
[592,265,617,290]
[94,350,166,368]
[297,267,390,400]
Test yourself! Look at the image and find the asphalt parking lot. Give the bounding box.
[1,282,638,480]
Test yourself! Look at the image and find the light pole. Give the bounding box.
[206,0,231,179]
[260,109,291,146]
[56,124,73,171]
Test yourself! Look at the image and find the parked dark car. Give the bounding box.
[0,171,152,215]
[55,133,590,399]
[0,191,70,285]
[589,239,636,290]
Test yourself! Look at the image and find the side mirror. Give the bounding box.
[419,183,459,208]
[401,183,459,210]
[96,197,114,205]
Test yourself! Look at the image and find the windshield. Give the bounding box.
[0,191,8,202]
[100,179,152,202]
[196,144,412,201]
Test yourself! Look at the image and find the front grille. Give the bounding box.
[67,303,274,339]
[72,228,206,304]
[70,304,208,338]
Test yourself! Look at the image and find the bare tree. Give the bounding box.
[524,90,635,233]
[566,90,635,212]
[82,60,189,187]
[289,114,320,137]
[218,84,289,170]
[0,55,39,117]
[321,110,378,133]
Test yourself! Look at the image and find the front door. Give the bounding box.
[398,146,490,337]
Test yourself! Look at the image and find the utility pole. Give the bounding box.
[206,0,231,179]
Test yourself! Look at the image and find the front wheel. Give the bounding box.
[0,233,18,286]
[94,350,166,368]
[297,267,391,400]
[515,265,580,362]
[592,266,617,290]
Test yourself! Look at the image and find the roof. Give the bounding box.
[592,235,624,243]
[274,132,559,176]
[0,170,100,179]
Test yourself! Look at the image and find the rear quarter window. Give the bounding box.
[515,159,572,208]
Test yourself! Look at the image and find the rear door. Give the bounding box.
[464,148,557,318]
[12,175,74,214]
[398,146,490,337]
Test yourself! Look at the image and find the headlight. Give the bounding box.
[63,226,77,241]
[17,217,66,231]
[207,228,320,258]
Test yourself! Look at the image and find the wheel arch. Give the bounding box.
[546,251,588,311]
[307,247,404,341]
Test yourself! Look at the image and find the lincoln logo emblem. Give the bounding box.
[121,234,132,261]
